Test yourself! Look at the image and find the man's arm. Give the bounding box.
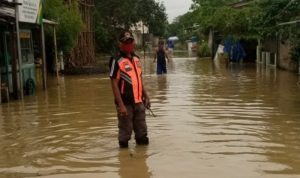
[111,79,123,107]
[110,58,127,117]
[165,49,170,63]
[111,79,128,116]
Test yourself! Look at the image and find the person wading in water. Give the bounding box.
[153,40,169,74]
[109,30,151,148]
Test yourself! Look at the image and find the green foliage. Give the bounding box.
[43,0,83,53]
[170,0,300,62]
[197,41,211,57]
[253,0,300,61]
[189,0,260,39]
[147,2,168,36]
[94,0,167,54]
[136,0,167,36]
[165,12,199,42]
[186,0,299,40]
[253,0,300,38]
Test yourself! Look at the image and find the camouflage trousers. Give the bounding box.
[117,103,148,142]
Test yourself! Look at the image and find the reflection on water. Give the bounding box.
[1,52,300,178]
[118,147,151,178]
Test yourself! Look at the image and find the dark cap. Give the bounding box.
[119,31,134,43]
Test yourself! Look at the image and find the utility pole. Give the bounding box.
[142,21,146,73]
[143,21,145,60]
[41,22,47,90]
[11,26,19,99]
[53,27,59,85]
[15,0,23,99]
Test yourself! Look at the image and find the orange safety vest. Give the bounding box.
[116,56,143,104]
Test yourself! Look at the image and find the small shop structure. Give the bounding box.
[0,0,57,104]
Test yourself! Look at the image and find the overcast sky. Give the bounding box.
[157,0,193,23]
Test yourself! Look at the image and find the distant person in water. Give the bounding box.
[153,40,169,74]
[167,39,174,58]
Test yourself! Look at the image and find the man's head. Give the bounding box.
[119,31,135,54]
[119,31,134,43]
[158,40,164,47]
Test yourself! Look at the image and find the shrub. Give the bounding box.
[197,41,211,57]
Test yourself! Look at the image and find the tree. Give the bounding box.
[94,0,167,54]
[165,12,199,42]
[188,0,300,62]
[253,0,300,61]
[252,0,300,38]
[166,0,242,43]
[146,2,168,36]
[43,0,83,53]
[189,0,259,38]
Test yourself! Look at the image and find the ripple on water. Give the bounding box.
[1,58,300,177]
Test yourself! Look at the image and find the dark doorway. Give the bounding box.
[240,39,258,63]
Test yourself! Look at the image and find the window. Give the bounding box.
[20,31,34,63]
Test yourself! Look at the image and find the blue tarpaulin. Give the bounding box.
[224,37,246,62]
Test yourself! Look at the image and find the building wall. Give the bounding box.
[262,38,277,53]
[278,39,298,72]
[131,21,149,34]
[261,36,298,72]
[131,21,149,47]
[132,31,142,46]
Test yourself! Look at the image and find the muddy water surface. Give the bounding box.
[1,53,300,178]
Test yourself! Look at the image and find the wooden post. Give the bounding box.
[142,21,145,59]
[142,21,146,73]
[0,57,1,104]
[53,27,59,85]
[256,39,261,63]
[41,22,47,90]
[15,1,24,99]
[11,25,19,99]
[276,32,279,69]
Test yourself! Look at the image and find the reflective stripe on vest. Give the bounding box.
[118,56,143,103]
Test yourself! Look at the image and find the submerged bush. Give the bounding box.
[197,41,211,57]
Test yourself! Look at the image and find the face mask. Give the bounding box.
[121,43,135,54]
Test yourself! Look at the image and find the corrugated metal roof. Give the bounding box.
[0,0,21,19]
[43,19,58,25]
[0,6,15,18]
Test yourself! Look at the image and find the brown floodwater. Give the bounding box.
[1,52,300,178]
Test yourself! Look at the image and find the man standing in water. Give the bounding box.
[153,40,169,74]
[110,30,151,148]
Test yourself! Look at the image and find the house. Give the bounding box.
[130,21,149,47]
[258,18,300,72]
[211,0,256,63]
[0,0,53,104]
[276,19,300,72]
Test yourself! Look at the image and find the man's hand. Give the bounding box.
[143,97,151,109]
[118,104,128,118]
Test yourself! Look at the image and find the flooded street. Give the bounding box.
[1,52,300,178]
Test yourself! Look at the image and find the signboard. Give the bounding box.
[18,0,42,24]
